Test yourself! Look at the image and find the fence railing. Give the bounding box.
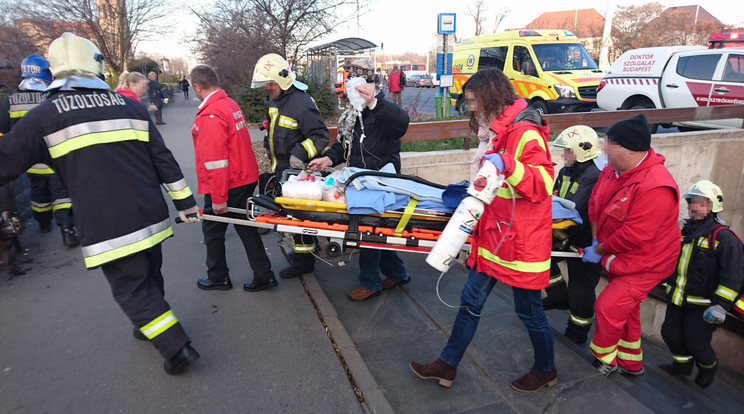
[327,104,744,149]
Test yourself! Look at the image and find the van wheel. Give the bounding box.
[629,104,659,134]
[457,98,469,116]
[532,100,548,116]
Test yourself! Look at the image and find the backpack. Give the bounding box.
[399,71,406,88]
[709,224,744,320]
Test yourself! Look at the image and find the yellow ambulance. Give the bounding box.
[450,30,604,115]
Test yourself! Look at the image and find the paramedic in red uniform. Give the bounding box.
[409,68,557,392]
[582,114,681,377]
[190,64,277,293]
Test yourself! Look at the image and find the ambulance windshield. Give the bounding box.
[532,44,598,71]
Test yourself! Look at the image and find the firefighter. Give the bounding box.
[251,53,329,279]
[0,33,201,375]
[542,125,603,344]
[660,180,744,388]
[0,55,80,246]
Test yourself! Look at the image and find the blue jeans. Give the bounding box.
[358,249,408,291]
[440,268,555,372]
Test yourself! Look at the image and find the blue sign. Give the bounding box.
[436,53,453,79]
[438,13,456,34]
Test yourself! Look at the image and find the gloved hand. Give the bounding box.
[482,153,505,172]
[289,154,305,170]
[178,205,200,224]
[703,304,726,324]
[582,240,602,264]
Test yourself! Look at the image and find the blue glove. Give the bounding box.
[582,241,603,264]
[482,153,504,171]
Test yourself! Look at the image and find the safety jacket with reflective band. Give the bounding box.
[665,218,744,310]
[466,99,554,289]
[0,88,196,268]
[264,86,329,176]
[192,90,259,204]
[552,160,601,248]
[0,89,55,175]
[588,148,680,280]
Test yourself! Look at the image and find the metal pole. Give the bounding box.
[441,34,447,117]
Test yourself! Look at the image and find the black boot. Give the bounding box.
[61,225,80,247]
[564,323,591,345]
[164,344,200,375]
[659,361,693,376]
[695,362,718,388]
[279,263,314,279]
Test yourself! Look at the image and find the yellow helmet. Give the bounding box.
[251,53,299,91]
[553,125,600,163]
[684,180,723,213]
[47,32,105,78]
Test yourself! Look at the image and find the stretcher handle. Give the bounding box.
[175,213,199,224]
[344,171,447,190]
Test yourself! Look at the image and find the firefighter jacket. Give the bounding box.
[192,90,258,204]
[0,85,196,269]
[589,148,680,281]
[324,94,409,172]
[553,159,602,248]
[466,99,554,289]
[0,89,54,175]
[265,86,329,176]
[665,216,744,310]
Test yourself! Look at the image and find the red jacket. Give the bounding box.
[466,99,554,289]
[589,148,680,283]
[388,69,402,93]
[191,90,258,203]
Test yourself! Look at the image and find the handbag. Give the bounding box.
[148,103,157,112]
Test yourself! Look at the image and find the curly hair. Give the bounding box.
[462,68,518,133]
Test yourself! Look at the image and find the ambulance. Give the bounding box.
[449,30,604,115]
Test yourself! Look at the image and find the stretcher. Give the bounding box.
[188,193,582,261]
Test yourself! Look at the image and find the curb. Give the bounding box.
[304,273,395,414]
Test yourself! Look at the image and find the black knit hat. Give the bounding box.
[607,114,651,151]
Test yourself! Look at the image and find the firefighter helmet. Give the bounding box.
[684,180,723,213]
[21,54,52,83]
[47,32,105,78]
[552,125,600,163]
[251,53,299,91]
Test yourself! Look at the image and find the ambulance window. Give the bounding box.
[513,46,537,77]
[478,47,507,71]
[722,55,744,82]
[676,54,721,80]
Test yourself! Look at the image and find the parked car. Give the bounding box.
[406,74,434,88]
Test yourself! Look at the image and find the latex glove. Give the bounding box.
[308,156,333,172]
[289,154,305,170]
[703,304,726,325]
[178,205,200,223]
[482,153,505,172]
[582,243,603,264]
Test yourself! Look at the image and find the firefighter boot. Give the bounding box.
[61,225,80,247]
[659,361,693,376]
[564,322,591,345]
[695,362,718,389]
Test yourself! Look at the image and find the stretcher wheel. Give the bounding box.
[325,242,342,258]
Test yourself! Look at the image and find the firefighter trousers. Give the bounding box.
[203,183,274,282]
[661,304,718,367]
[546,257,601,333]
[101,244,190,360]
[590,276,652,371]
[29,173,74,227]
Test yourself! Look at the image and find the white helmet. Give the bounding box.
[47,32,105,78]
[684,180,723,213]
[553,125,600,163]
[251,53,305,91]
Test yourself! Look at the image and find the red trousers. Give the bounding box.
[590,274,658,371]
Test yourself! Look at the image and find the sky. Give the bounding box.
[138,0,744,61]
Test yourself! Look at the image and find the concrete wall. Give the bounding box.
[400,128,744,373]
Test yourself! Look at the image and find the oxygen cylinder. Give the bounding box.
[425,196,484,273]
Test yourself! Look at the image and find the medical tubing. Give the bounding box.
[343,171,447,190]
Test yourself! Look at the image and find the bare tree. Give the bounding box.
[611,2,663,55]
[8,0,172,73]
[491,7,510,33]
[467,0,487,36]
[0,1,42,66]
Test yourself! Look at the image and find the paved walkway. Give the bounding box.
[2,95,743,413]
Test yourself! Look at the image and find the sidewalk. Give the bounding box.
[2,96,743,413]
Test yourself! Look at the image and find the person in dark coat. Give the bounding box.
[148,71,166,124]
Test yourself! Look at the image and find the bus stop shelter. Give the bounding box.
[306,37,377,89]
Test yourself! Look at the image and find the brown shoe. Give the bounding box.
[347,286,381,301]
[381,277,411,290]
[511,367,557,393]
[409,358,457,388]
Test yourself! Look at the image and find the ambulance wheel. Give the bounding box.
[630,104,659,134]
[532,100,548,116]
